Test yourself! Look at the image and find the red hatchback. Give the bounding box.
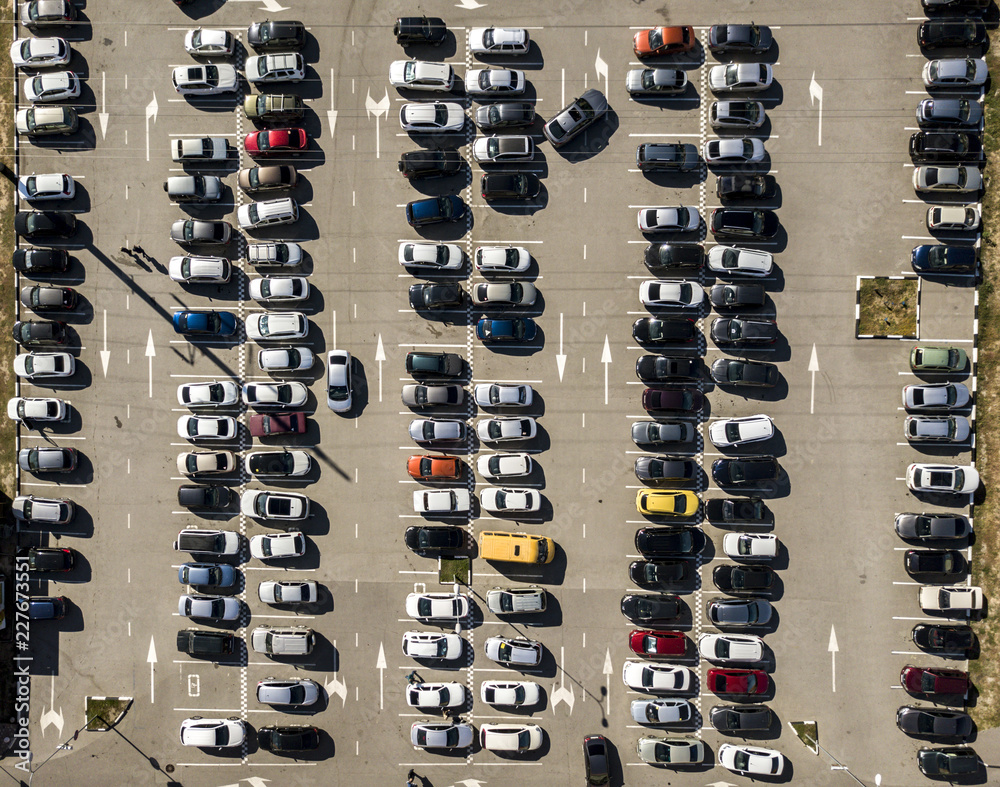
[628,629,686,659]
[407,455,462,481]
[900,665,969,696]
[633,26,696,57]
[248,412,307,437]
[707,668,769,697]
[244,127,308,157]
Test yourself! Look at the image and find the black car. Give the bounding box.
[406,351,464,378]
[629,560,688,590]
[15,211,77,240]
[897,706,972,739]
[911,244,977,274]
[12,320,68,347]
[634,457,698,482]
[405,195,466,227]
[716,175,776,201]
[481,172,540,200]
[923,0,989,10]
[620,593,682,624]
[636,143,699,172]
[918,19,986,49]
[20,546,74,572]
[257,725,320,752]
[895,512,971,541]
[397,150,463,179]
[706,598,773,628]
[12,249,69,274]
[710,704,774,732]
[643,243,704,274]
[909,132,982,163]
[712,456,779,486]
[176,629,235,657]
[635,355,699,382]
[642,387,704,413]
[710,358,779,388]
[710,208,778,239]
[711,318,778,345]
[912,624,975,656]
[635,527,705,557]
[247,20,307,50]
[476,102,535,131]
[394,16,447,45]
[632,317,697,344]
[28,596,67,620]
[710,283,766,309]
[409,283,463,310]
[584,735,610,786]
[177,485,233,510]
[404,525,465,554]
[708,24,773,54]
[917,746,980,777]
[713,564,775,594]
[631,420,696,446]
[705,497,769,525]
[905,549,966,580]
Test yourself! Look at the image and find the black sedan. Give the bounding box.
[912,624,975,657]
[404,525,465,554]
[918,19,986,49]
[705,497,769,525]
[20,546,74,572]
[923,0,988,11]
[409,283,463,310]
[895,512,971,541]
[15,211,76,240]
[634,457,698,482]
[909,132,982,163]
[643,243,704,274]
[710,209,778,240]
[257,725,320,752]
[631,420,696,446]
[712,456,779,486]
[642,387,704,413]
[620,593,682,624]
[170,219,232,246]
[247,20,307,50]
[717,175,776,201]
[178,485,232,510]
[905,549,966,580]
[481,172,540,201]
[635,527,705,557]
[12,320,68,347]
[710,283,766,309]
[711,318,778,345]
[708,24,773,54]
[897,706,972,739]
[710,704,774,732]
[476,102,535,131]
[13,249,69,274]
[711,358,779,388]
[917,746,981,778]
[635,355,699,382]
[911,245,977,275]
[629,560,688,590]
[632,317,697,344]
[713,564,775,594]
[706,598,773,628]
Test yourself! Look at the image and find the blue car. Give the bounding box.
[172,310,238,336]
[476,316,537,342]
[178,562,237,589]
[405,195,466,227]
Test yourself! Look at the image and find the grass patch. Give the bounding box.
[857,278,918,337]
[0,0,16,500]
[84,697,132,731]
[788,720,818,754]
[439,557,469,586]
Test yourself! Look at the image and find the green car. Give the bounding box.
[910,345,967,372]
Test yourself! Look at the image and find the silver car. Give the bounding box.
[709,63,773,93]
[409,418,466,444]
[710,100,765,130]
[484,636,542,667]
[327,350,352,412]
[258,580,318,605]
[410,722,473,749]
[472,135,533,163]
[637,736,704,766]
[543,89,608,147]
[631,698,694,724]
[178,594,241,620]
[626,68,688,95]
[902,382,970,410]
[256,678,319,706]
[406,682,466,708]
[904,415,970,442]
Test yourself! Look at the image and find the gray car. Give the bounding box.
[895,512,971,540]
[18,446,76,473]
[256,678,319,706]
[475,102,535,131]
[543,88,608,147]
[631,420,696,446]
[904,415,970,442]
[484,636,543,667]
[170,219,232,246]
[409,418,466,444]
[401,384,464,408]
[178,563,237,589]
[706,598,773,628]
[634,456,697,482]
[916,98,983,128]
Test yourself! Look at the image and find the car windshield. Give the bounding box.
[733,751,750,771]
[742,139,756,158]
[641,70,659,89]
[648,29,663,49]
[917,713,938,733]
[752,213,765,234]
[954,469,965,488]
[721,249,740,269]
[724,423,742,442]
[949,349,961,367]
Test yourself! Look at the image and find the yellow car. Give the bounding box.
[635,489,699,517]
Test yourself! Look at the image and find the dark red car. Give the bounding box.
[628,629,686,659]
[244,127,308,157]
[642,387,704,413]
[249,412,307,437]
[901,665,969,696]
[707,668,768,697]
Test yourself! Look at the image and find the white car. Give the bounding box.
[466,68,525,96]
[484,636,542,666]
[707,246,773,277]
[258,347,313,371]
[923,57,988,88]
[183,28,235,57]
[13,351,74,379]
[927,205,981,231]
[177,380,240,408]
[399,102,465,132]
[168,255,231,283]
[241,489,310,519]
[179,718,246,748]
[902,382,971,410]
[172,63,238,94]
[411,722,474,750]
[477,417,538,443]
[703,137,766,165]
[639,279,705,308]
[256,678,320,705]
[177,415,237,441]
[718,744,785,776]
[480,724,542,753]
[637,736,704,766]
[10,36,71,68]
[17,173,74,201]
[413,489,471,513]
[480,680,541,706]
[245,312,308,341]
[469,26,530,55]
[621,660,692,693]
[247,242,303,267]
[409,418,465,444]
[471,281,537,307]
[171,137,228,162]
[709,63,773,93]
[258,580,318,605]
[709,414,774,448]
[723,533,779,560]
[631,699,694,725]
[389,60,454,92]
[626,68,688,95]
[23,70,79,103]
[477,453,533,478]
[474,383,534,407]
[918,585,983,614]
[242,382,308,409]
[405,592,470,620]
[912,166,982,193]
[472,135,533,163]
[637,207,700,233]
[480,487,541,513]
[326,349,353,413]
[905,415,971,443]
[475,246,531,274]
[406,682,466,708]
[402,630,464,660]
[248,276,310,303]
[698,633,764,663]
[398,241,464,270]
[245,53,305,84]
[906,463,979,493]
[245,450,311,477]
[250,531,307,560]
[178,594,240,620]
[7,396,66,422]
[177,450,236,476]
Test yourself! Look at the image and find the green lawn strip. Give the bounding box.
[857,278,917,337]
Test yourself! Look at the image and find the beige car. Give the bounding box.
[238,165,297,194]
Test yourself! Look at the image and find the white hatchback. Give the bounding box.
[709,414,774,448]
[707,246,773,277]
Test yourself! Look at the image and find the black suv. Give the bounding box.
[481,173,540,200]
[178,485,233,510]
[712,456,780,486]
[643,243,704,273]
[394,16,447,45]
[636,142,699,172]
[909,132,982,163]
[176,629,235,657]
[398,150,462,180]
[409,283,463,310]
[717,174,776,201]
[405,351,464,377]
[247,20,306,50]
[711,209,779,240]
[258,725,320,752]
[918,19,986,48]
[12,320,67,347]
[12,249,69,274]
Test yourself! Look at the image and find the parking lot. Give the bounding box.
[10,0,995,785]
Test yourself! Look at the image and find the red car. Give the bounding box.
[633,26,696,57]
[707,668,768,697]
[244,127,308,157]
[248,412,307,437]
[628,629,686,659]
[407,455,462,481]
[900,665,969,696]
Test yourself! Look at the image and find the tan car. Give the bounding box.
[243,93,305,123]
[238,165,297,194]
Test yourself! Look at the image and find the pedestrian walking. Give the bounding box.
[132,244,147,258]
[405,671,421,685]
[406,769,418,786]
[119,246,130,255]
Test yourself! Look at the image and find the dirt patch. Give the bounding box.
[858,278,918,337]
[0,0,16,497]
[439,558,469,586]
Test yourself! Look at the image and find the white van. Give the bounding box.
[238,197,298,230]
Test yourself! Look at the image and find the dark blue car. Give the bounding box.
[172,310,238,336]
[405,195,466,227]
[476,316,537,342]
[911,244,977,275]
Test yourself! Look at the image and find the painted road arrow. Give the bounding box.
[594,49,608,92]
[829,624,839,692]
[455,0,486,8]
[551,646,575,713]
[364,88,390,159]
[327,68,338,138]
[376,641,387,710]
[147,635,157,703]
[809,343,819,414]
[231,0,288,11]
[98,72,108,139]
[324,673,347,708]
[556,313,566,381]
[375,334,386,402]
[602,648,612,716]
[100,309,110,377]
[144,94,158,162]
[39,675,64,737]
[145,330,155,398]
[601,335,612,405]
[809,72,823,146]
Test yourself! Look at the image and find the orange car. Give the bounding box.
[633,26,696,57]
[407,455,462,481]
